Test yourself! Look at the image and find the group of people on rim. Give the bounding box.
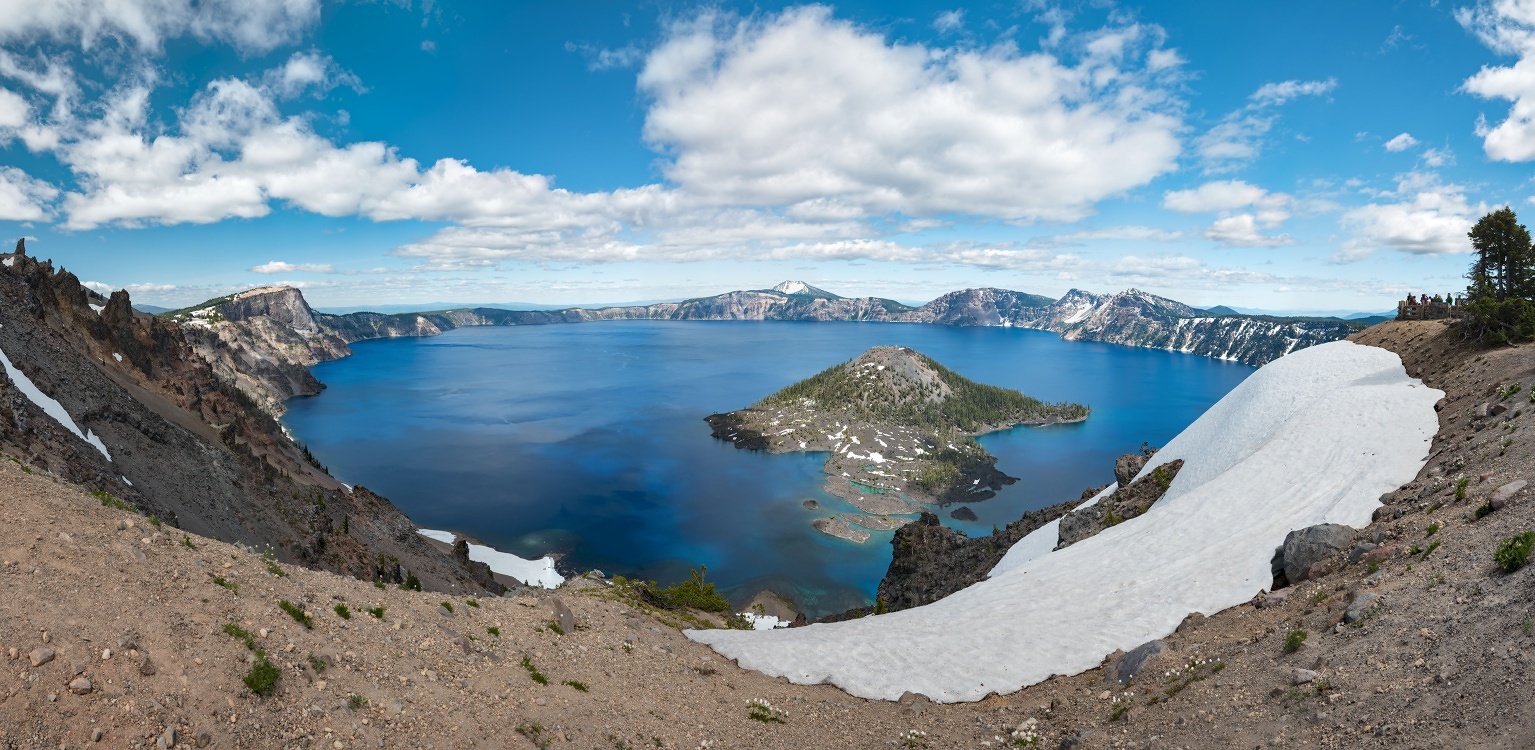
[1404,292,1457,306]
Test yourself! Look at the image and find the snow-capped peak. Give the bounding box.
[772,281,810,295]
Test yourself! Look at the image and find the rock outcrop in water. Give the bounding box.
[705,346,1088,539]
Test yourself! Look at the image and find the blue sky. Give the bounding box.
[4,1,1535,312]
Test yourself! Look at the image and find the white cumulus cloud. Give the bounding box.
[1195,79,1335,172]
[637,6,1184,222]
[1384,132,1419,152]
[0,166,59,221]
[251,260,332,274]
[1163,180,1293,247]
[0,0,320,54]
[1337,173,1478,261]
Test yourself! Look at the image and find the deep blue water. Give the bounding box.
[283,321,1251,617]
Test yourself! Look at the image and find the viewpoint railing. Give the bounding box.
[1396,300,1464,321]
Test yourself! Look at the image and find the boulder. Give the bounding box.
[1281,524,1355,584]
[1344,592,1383,624]
[1114,452,1151,487]
[1104,640,1164,685]
[538,596,575,634]
[1490,479,1527,512]
[1255,589,1289,609]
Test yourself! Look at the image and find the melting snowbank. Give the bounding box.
[416,529,564,588]
[0,344,112,461]
[687,342,1441,702]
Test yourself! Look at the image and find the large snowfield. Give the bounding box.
[687,341,1442,702]
[0,342,113,461]
[416,529,565,588]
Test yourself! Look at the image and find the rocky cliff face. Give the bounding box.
[1013,289,1361,367]
[0,246,501,595]
[898,287,1055,326]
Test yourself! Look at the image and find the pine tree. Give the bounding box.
[1464,207,1535,344]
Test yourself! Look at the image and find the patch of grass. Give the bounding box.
[261,550,287,578]
[347,694,368,711]
[91,490,135,512]
[400,571,421,591]
[1109,693,1133,721]
[547,620,565,636]
[1456,477,1470,501]
[1426,522,1440,537]
[213,577,238,594]
[1211,661,1226,673]
[521,656,549,685]
[1422,540,1441,558]
[465,599,479,608]
[307,653,327,673]
[148,515,162,527]
[1521,619,1534,636]
[223,623,255,650]
[1427,573,1447,590]
[516,722,551,750]
[1283,629,1308,654]
[373,580,386,590]
[181,533,196,549]
[563,679,589,692]
[334,603,351,620]
[1308,589,1329,606]
[279,600,313,629]
[244,653,280,696]
[1367,561,1380,574]
[1495,530,1535,573]
[365,606,384,619]
[487,626,500,636]
[440,601,453,613]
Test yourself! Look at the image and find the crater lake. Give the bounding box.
[282,321,1251,617]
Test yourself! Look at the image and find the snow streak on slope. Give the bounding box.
[416,529,565,588]
[0,344,112,461]
[688,342,1440,702]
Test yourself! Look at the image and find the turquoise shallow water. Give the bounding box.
[282,321,1251,617]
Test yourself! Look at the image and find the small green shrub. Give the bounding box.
[244,653,280,696]
[1422,540,1441,558]
[640,566,731,613]
[148,516,162,527]
[92,490,135,512]
[746,698,786,723]
[213,577,238,594]
[347,694,368,711]
[223,623,255,650]
[440,601,453,613]
[466,599,480,608]
[1476,501,1495,519]
[563,679,589,692]
[373,580,386,590]
[1495,530,1535,573]
[401,572,421,591]
[366,606,385,619]
[307,653,327,673]
[279,600,313,629]
[1367,561,1380,574]
[1426,523,1440,537]
[1522,619,1534,636]
[520,656,549,685]
[334,604,351,620]
[487,626,500,636]
[1456,477,1470,501]
[1283,629,1308,654]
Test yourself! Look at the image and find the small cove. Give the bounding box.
[282,321,1251,617]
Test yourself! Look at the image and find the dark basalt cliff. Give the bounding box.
[0,246,501,595]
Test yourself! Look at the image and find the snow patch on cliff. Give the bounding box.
[687,341,1439,702]
[416,529,564,588]
[0,344,112,461]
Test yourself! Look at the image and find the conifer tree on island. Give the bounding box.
[1464,207,1535,345]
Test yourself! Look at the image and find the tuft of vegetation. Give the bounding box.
[181,533,197,549]
[1422,540,1441,558]
[466,599,480,608]
[261,549,287,578]
[223,623,256,650]
[213,577,238,594]
[1456,477,1470,501]
[563,679,589,692]
[401,571,421,591]
[92,490,135,512]
[1476,500,1496,519]
[244,653,280,696]
[148,515,162,527]
[487,626,500,636]
[516,722,551,750]
[334,603,351,620]
[635,566,731,613]
[440,601,453,613]
[746,698,787,723]
[547,620,565,636]
[520,656,549,685]
[1461,207,1535,346]
[1283,629,1308,654]
[1426,522,1440,537]
[307,653,327,673]
[374,580,386,589]
[279,600,313,629]
[365,606,385,619]
[1522,618,1534,636]
[347,694,368,711]
[1495,530,1535,573]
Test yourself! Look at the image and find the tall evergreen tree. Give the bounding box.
[1467,207,1534,302]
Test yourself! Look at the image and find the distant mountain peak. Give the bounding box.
[770,280,840,298]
